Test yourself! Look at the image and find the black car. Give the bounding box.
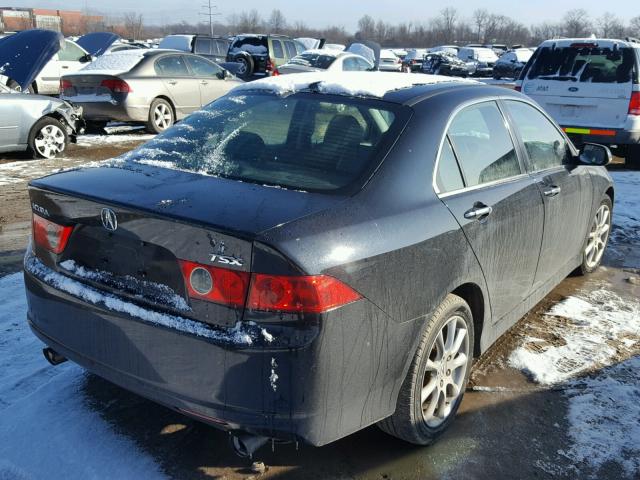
[24,73,613,456]
[158,34,231,64]
[493,48,534,80]
[226,34,305,79]
[422,52,470,77]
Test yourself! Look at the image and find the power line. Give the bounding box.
[199,0,220,36]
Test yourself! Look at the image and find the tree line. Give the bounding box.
[99,8,640,46]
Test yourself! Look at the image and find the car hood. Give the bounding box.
[77,32,120,56]
[345,40,380,69]
[0,29,64,90]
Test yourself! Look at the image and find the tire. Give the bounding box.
[492,73,501,80]
[235,55,254,79]
[577,196,613,275]
[378,294,474,445]
[28,117,69,159]
[626,145,640,169]
[146,98,174,134]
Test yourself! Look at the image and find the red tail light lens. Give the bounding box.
[32,214,73,254]
[629,91,640,115]
[247,274,361,314]
[100,78,132,93]
[59,78,72,93]
[179,260,250,308]
[514,85,522,92]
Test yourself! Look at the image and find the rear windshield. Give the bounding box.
[82,52,144,73]
[526,45,636,83]
[288,53,337,69]
[124,93,407,192]
[229,37,268,56]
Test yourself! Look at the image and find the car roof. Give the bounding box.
[228,71,498,104]
[538,38,640,48]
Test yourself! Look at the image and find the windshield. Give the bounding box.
[124,93,407,192]
[526,45,635,83]
[288,53,337,69]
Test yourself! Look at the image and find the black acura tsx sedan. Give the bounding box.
[23,72,613,455]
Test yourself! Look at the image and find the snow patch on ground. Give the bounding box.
[509,289,640,385]
[76,133,155,147]
[609,171,640,252]
[0,272,167,479]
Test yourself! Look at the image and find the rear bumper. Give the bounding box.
[63,99,148,123]
[23,252,413,446]
[561,126,640,147]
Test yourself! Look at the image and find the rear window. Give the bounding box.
[229,36,268,56]
[289,53,337,69]
[124,93,407,192]
[81,52,144,73]
[526,45,636,83]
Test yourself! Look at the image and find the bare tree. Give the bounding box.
[237,9,262,33]
[123,12,144,40]
[563,9,592,38]
[268,9,286,33]
[629,16,640,37]
[357,14,376,40]
[598,12,624,38]
[473,9,489,43]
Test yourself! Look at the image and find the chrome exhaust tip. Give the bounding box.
[43,347,67,366]
[230,433,269,458]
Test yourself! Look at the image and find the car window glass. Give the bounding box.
[343,57,359,71]
[155,55,190,76]
[272,40,284,59]
[194,38,212,55]
[436,137,465,193]
[448,101,520,186]
[284,41,297,59]
[504,100,570,171]
[354,57,372,70]
[215,40,229,56]
[185,55,223,78]
[59,41,85,61]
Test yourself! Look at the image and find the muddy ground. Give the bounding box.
[0,137,638,479]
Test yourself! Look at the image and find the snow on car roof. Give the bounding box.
[538,38,638,48]
[231,71,475,99]
[299,49,341,57]
[80,50,145,75]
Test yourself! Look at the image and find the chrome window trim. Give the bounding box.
[432,97,523,196]
[438,172,530,198]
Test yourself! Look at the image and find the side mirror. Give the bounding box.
[579,143,611,166]
[79,54,92,63]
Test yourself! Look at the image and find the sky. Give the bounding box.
[2,0,637,30]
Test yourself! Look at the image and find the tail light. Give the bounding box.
[100,78,132,93]
[514,85,522,92]
[410,59,416,65]
[179,261,361,313]
[266,57,279,76]
[32,214,73,254]
[59,78,72,93]
[629,91,640,115]
[179,260,249,308]
[247,274,361,314]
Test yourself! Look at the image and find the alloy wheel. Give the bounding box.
[421,315,469,428]
[153,103,172,130]
[584,204,611,269]
[34,124,65,158]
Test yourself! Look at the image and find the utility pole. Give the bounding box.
[200,1,220,36]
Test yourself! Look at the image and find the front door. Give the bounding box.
[436,101,545,321]
[184,55,229,106]
[155,55,201,117]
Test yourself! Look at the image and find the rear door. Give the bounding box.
[184,55,230,106]
[154,54,201,116]
[521,43,635,129]
[435,100,545,322]
[502,99,593,288]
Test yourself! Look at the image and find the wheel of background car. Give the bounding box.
[28,117,68,159]
[578,196,612,275]
[493,72,501,80]
[147,98,174,134]
[235,55,254,79]
[377,293,473,445]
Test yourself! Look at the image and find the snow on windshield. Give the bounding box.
[232,71,475,98]
[81,51,145,74]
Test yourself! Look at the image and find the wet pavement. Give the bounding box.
[0,137,639,479]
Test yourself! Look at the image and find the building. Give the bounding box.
[0,7,103,35]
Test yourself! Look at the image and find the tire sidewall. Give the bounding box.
[148,99,174,134]
[28,117,68,159]
[412,297,474,440]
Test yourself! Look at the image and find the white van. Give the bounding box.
[517,38,640,167]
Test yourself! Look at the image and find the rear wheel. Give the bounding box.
[235,55,254,79]
[577,196,612,275]
[28,117,68,159]
[378,294,473,445]
[146,98,174,134]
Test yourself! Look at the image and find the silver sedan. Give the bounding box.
[61,50,243,133]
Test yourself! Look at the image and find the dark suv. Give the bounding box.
[159,34,231,64]
[226,34,306,78]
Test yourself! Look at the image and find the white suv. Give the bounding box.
[517,38,640,167]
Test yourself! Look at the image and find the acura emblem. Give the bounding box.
[101,208,118,232]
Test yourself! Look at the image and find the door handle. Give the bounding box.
[464,203,493,220]
[168,80,177,85]
[200,80,208,85]
[543,186,561,197]
[61,65,69,69]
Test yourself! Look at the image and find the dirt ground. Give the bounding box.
[0,138,638,479]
